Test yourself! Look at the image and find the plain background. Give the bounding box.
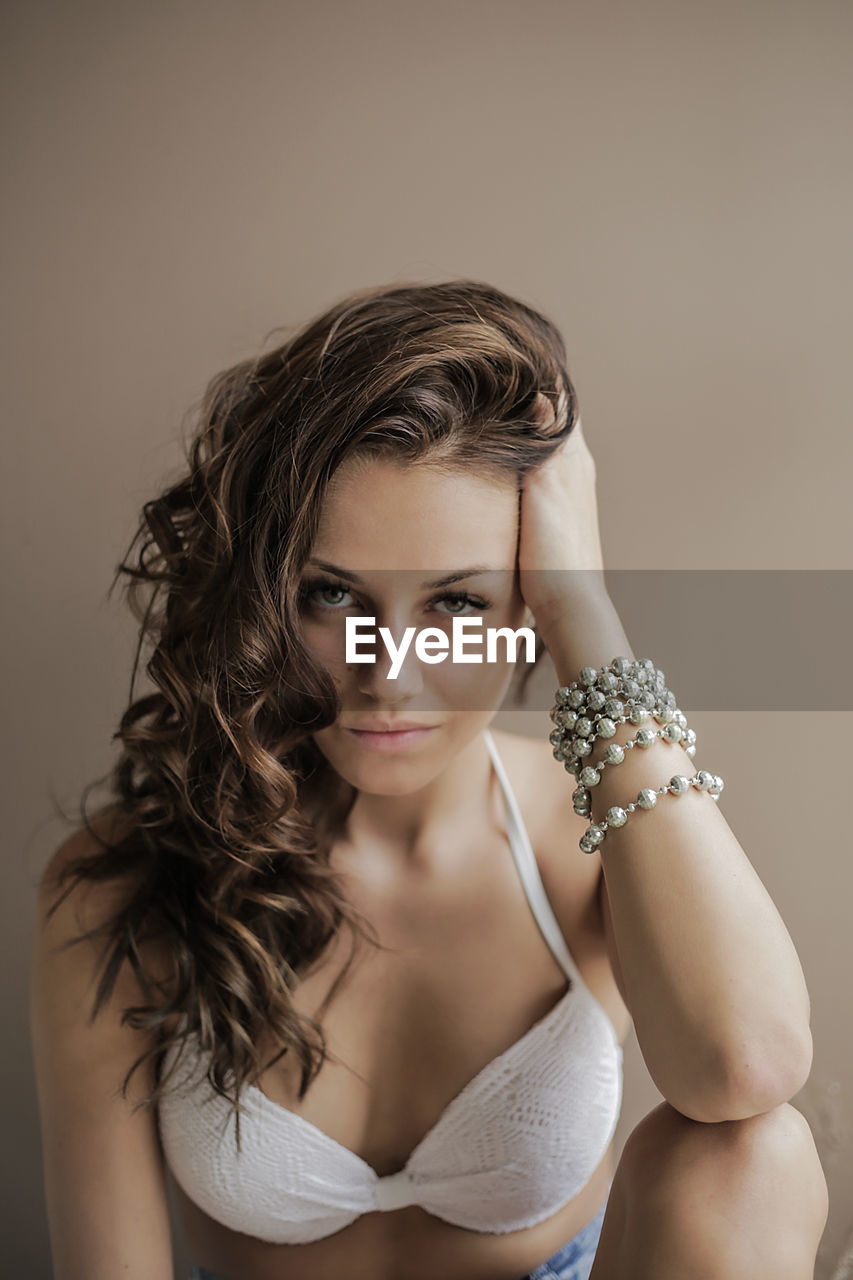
[4,1,852,1275]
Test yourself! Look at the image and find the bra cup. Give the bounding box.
[157,1044,373,1244]
[398,984,624,1232]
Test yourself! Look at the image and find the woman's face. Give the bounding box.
[299,454,529,793]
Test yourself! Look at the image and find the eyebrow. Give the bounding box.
[305,559,497,590]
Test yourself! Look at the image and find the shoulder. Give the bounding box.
[487,727,603,917]
[38,807,129,925]
[35,807,176,1015]
[38,807,141,943]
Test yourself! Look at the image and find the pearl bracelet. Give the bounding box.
[547,656,725,855]
[568,726,720,817]
[575,770,723,854]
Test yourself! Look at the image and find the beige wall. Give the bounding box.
[4,1,852,1274]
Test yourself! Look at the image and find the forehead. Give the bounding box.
[312,455,519,570]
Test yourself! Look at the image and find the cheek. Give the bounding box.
[431,622,525,707]
[299,615,349,664]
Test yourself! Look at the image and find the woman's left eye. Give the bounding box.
[434,591,491,616]
[298,578,491,617]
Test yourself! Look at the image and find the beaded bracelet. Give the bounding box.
[568,728,723,818]
[576,770,723,854]
[549,657,689,789]
[547,656,725,855]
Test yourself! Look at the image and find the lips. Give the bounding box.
[346,720,438,732]
[344,723,439,753]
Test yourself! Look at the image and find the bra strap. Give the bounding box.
[483,728,583,987]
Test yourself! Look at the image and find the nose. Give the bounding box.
[353,620,425,702]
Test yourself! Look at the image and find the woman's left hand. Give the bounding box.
[518,397,607,634]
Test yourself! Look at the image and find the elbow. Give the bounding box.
[661,1020,814,1124]
[694,1022,814,1123]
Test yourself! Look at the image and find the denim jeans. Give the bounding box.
[188,1188,609,1280]
[521,1192,608,1279]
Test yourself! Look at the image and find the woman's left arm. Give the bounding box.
[539,585,813,1126]
[518,402,813,1124]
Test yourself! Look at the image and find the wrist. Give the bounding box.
[538,586,635,687]
[529,569,608,636]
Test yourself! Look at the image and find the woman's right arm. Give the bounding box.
[30,825,176,1280]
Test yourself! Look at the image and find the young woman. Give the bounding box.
[31,280,828,1279]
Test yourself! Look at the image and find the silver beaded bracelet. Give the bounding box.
[548,656,725,855]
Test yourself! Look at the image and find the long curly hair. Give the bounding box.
[44,278,579,1145]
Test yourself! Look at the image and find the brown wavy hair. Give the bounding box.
[44,278,579,1145]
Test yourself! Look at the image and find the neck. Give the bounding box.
[339,728,499,871]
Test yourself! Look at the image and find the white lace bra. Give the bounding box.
[156,728,624,1244]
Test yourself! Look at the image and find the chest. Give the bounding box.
[251,831,604,1177]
